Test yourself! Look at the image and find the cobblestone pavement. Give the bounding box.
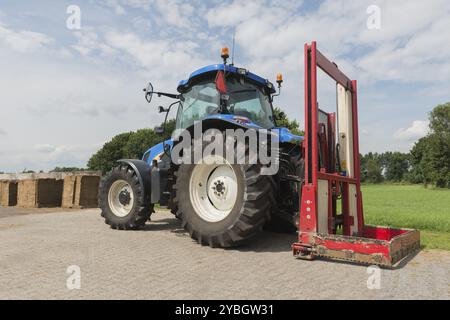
[0,207,448,299]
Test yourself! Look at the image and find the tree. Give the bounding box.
[273,107,304,136]
[123,120,176,159]
[429,103,450,135]
[87,119,176,174]
[408,103,450,188]
[410,133,450,187]
[361,152,383,183]
[406,137,425,184]
[87,132,134,174]
[123,128,160,160]
[381,152,409,182]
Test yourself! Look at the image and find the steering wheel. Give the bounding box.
[206,105,220,114]
[234,109,253,119]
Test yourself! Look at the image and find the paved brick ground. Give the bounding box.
[0,207,448,299]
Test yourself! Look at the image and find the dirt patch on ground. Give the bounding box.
[0,206,80,219]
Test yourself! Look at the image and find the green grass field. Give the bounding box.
[361,184,450,250]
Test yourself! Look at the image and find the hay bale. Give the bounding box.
[62,175,100,208]
[17,180,35,207]
[62,175,77,208]
[0,180,18,206]
[17,178,63,208]
[77,175,100,208]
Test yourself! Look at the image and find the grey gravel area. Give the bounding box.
[0,207,448,299]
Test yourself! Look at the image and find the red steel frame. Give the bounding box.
[292,42,420,266]
[299,41,364,237]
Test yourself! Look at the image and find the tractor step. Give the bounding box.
[292,226,420,267]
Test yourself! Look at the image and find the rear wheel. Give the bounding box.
[266,157,304,233]
[174,149,275,247]
[99,165,152,229]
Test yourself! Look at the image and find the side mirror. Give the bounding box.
[158,106,167,113]
[155,126,164,135]
[144,82,154,103]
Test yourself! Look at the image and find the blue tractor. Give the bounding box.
[98,47,304,247]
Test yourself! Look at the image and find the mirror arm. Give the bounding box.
[143,82,179,103]
[155,92,180,99]
[159,100,180,157]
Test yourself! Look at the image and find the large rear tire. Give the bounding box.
[265,157,304,233]
[174,151,275,247]
[99,165,152,230]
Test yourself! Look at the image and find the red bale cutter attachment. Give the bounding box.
[292,42,420,267]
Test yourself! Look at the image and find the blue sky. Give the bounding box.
[0,0,449,172]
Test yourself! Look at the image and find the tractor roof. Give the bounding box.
[177,64,276,94]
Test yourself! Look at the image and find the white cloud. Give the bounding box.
[0,128,6,135]
[357,16,450,83]
[71,29,116,57]
[117,0,202,29]
[100,0,130,15]
[153,0,194,29]
[0,23,54,53]
[34,144,56,153]
[394,120,429,141]
[115,5,126,15]
[204,0,450,86]
[104,30,211,80]
[46,144,102,165]
[2,143,102,172]
[206,1,263,27]
[0,52,137,118]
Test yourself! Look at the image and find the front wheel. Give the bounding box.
[99,165,152,230]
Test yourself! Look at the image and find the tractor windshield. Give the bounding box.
[226,77,275,128]
[176,76,275,129]
[177,80,220,129]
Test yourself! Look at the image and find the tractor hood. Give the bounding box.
[177,64,277,94]
[199,114,304,143]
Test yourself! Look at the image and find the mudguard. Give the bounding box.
[117,159,152,200]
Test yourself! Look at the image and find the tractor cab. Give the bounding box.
[141,48,302,166]
[175,64,277,130]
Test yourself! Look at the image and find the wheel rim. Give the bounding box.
[189,156,238,222]
[108,179,134,217]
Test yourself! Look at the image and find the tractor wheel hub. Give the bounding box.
[118,189,131,205]
[108,180,134,217]
[189,156,238,223]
